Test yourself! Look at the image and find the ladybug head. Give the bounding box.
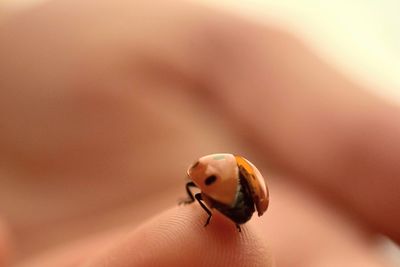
[187,154,239,206]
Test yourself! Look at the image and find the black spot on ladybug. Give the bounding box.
[204,175,217,186]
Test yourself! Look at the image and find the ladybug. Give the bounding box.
[181,153,269,231]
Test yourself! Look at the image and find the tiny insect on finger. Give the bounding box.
[181,153,269,232]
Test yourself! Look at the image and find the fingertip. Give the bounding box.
[87,205,273,267]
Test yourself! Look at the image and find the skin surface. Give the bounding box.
[0,0,399,266]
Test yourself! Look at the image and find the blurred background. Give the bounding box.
[2,0,400,100]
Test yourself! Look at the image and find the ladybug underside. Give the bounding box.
[207,171,255,224]
[182,168,256,231]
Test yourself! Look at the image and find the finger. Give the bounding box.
[85,205,273,267]
[0,0,240,259]
[258,178,393,267]
[15,229,123,267]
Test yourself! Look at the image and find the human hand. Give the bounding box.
[0,0,398,266]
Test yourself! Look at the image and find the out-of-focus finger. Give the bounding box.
[0,219,11,267]
[257,178,395,267]
[194,14,400,242]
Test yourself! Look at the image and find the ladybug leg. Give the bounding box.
[179,181,197,205]
[195,193,212,227]
[235,224,242,232]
